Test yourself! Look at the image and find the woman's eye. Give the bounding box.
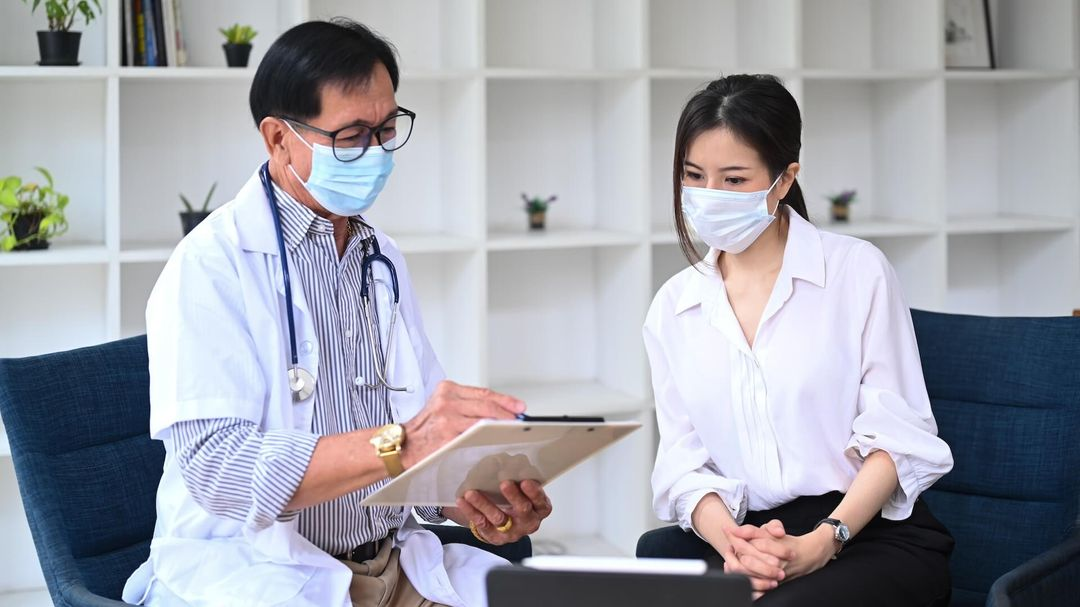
[684,171,703,181]
[725,177,746,185]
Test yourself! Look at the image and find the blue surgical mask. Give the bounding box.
[285,121,395,217]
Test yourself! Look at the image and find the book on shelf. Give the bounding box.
[122,0,134,67]
[143,0,159,66]
[123,0,187,66]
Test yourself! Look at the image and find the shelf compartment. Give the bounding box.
[119,80,265,248]
[802,78,943,227]
[487,247,650,403]
[0,5,106,68]
[802,0,940,70]
[487,78,647,235]
[947,231,1080,317]
[989,0,1078,70]
[485,0,645,70]
[649,0,798,70]
[312,0,478,71]
[0,265,108,359]
[1,80,108,247]
[946,79,1079,223]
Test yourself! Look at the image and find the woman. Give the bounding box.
[638,74,955,606]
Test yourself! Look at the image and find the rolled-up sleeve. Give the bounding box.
[173,417,319,530]
[646,302,748,530]
[845,244,954,520]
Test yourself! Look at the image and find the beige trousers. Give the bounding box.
[342,538,449,607]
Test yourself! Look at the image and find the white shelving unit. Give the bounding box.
[2,0,1079,598]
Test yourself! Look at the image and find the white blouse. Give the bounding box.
[645,208,953,532]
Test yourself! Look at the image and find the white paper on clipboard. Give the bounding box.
[360,419,641,507]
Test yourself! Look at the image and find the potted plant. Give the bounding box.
[220,24,257,68]
[22,0,102,66]
[179,182,217,235]
[0,167,70,251]
[826,189,857,223]
[522,193,557,230]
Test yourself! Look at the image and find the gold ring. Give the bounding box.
[468,521,490,544]
[496,517,513,533]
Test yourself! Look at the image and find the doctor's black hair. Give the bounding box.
[672,74,809,267]
[249,18,399,127]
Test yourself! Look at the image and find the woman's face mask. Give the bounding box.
[681,172,783,254]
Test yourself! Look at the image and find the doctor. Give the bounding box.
[124,19,552,607]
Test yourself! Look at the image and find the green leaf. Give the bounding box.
[34,166,54,189]
[0,190,17,209]
[179,193,194,213]
[1,235,16,252]
[202,182,217,212]
[58,194,70,209]
[38,216,53,232]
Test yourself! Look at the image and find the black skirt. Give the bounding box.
[637,492,954,607]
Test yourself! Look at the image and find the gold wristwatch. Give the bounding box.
[370,423,405,478]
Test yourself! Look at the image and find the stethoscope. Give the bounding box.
[260,162,411,402]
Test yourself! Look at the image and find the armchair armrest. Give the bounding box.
[60,583,134,607]
[988,533,1080,607]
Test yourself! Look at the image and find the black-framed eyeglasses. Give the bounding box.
[281,106,416,162]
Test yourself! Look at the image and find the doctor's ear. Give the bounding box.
[259,117,292,163]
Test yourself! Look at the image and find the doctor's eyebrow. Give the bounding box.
[338,108,402,130]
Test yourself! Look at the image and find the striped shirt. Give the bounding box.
[172,184,442,556]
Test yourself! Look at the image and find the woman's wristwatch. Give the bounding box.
[814,518,851,556]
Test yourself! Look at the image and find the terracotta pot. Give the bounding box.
[528,211,546,230]
[830,202,850,223]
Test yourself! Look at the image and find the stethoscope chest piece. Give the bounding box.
[289,366,317,401]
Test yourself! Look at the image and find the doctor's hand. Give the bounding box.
[400,381,525,469]
[449,480,553,545]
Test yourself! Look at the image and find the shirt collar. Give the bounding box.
[674,206,826,315]
[272,183,373,251]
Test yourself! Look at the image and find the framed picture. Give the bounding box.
[945,0,995,69]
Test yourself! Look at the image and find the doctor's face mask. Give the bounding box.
[283,119,396,218]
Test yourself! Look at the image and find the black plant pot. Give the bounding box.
[223,43,252,68]
[37,31,82,66]
[180,211,211,235]
[12,212,50,251]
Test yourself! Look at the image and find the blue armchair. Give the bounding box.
[913,310,1080,607]
[0,336,530,606]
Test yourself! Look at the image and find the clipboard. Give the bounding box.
[361,418,641,507]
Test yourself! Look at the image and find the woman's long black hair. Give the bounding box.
[673,74,808,266]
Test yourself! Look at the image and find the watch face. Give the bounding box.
[836,523,851,543]
[371,424,403,451]
[383,424,403,443]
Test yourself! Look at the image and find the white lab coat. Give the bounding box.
[122,167,506,607]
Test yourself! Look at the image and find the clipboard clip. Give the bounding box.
[516,414,606,423]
